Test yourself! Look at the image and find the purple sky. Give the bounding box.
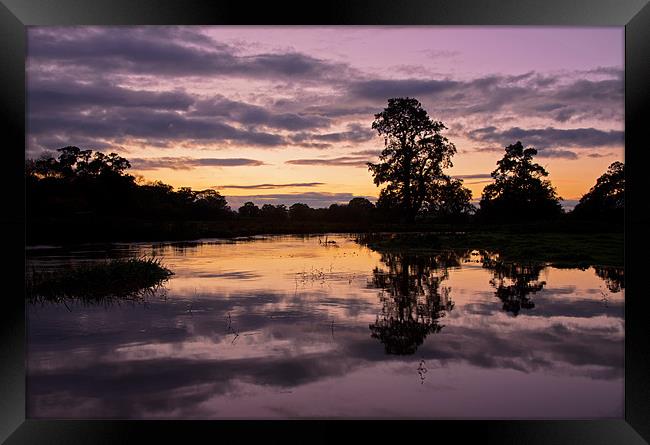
[26,26,624,209]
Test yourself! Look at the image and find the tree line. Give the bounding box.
[367,97,623,223]
[25,97,623,231]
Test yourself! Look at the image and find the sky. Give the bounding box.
[26,26,624,210]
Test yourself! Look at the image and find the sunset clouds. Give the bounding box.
[27,26,624,208]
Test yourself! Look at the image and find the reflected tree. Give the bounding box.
[368,251,463,354]
[594,266,625,293]
[484,259,546,315]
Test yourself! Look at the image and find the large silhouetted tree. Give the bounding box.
[478,141,563,221]
[572,161,624,221]
[368,97,458,222]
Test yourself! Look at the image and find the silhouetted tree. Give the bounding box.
[368,97,457,222]
[346,197,375,222]
[26,147,232,226]
[478,141,563,222]
[422,177,475,221]
[238,201,261,218]
[289,203,314,221]
[572,161,624,221]
[190,189,231,218]
[260,204,288,221]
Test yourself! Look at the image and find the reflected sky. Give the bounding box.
[26,234,624,419]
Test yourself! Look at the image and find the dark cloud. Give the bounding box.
[26,26,623,158]
[349,79,459,101]
[28,27,352,81]
[467,126,623,149]
[535,149,579,160]
[585,66,624,79]
[347,73,622,125]
[190,96,331,131]
[130,157,265,170]
[350,149,382,156]
[290,123,375,147]
[215,182,325,190]
[303,105,381,118]
[29,108,286,150]
[28,78,194,112]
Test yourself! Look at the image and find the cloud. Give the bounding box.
[215,182,325,190]
[190,96,331,131]
[130,157,265,170]
[290,123,375,147]
[26,26,623,164]
[28,78,194,112]
[349,79,459,101]
[465,180,494,185]
[561,199,580,211]
[452,173,492,180]
[28,27,352,81]
[28,108,287,150]
[586,152,615,158]
[535,149,579,160]
[467,126,624,149]
[347,72,622,125]
[302,104,380,118]
[286,156,372,167]
[350,149,382,156]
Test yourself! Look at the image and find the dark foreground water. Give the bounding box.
[26,234,624,419]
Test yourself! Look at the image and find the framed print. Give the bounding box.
[1,0,649,443]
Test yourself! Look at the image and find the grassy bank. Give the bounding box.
[26,216,622,245]
[27,257,173,303]
[357,231,623,268]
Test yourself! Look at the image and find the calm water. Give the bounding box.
[26,234,624,419]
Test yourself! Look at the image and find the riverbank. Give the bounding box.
[357,231,623,268]
[26,216,622,244]
[26,218,623,268]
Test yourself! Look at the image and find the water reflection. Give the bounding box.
[484,259,546,316]
[368,252,461,354]
[25,235,625,419]
[594,266,625,293]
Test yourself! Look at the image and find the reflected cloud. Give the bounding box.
[27,236,625,418]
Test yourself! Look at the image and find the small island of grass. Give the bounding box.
[27,257,173,303]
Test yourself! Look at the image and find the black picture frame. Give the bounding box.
[1,0,649,443]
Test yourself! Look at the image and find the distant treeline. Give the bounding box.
[26,97,625,243]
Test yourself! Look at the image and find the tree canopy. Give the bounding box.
[368,97,471,222]
[478,141,563,221]
[572,161,624,221]
[26,147,231,221]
